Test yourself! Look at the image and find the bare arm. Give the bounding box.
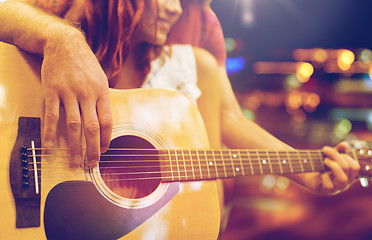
[217,65,360,194]
[0,0,112,167]
[194,47,359,195]
[0,0,68,53]
[220,67,360,194]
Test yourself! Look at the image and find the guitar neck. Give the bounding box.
[159,149,360,182]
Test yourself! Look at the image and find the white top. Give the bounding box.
[141,44,201,105]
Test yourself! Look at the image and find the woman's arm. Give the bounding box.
[194,47,360,195]
[219,64,360,194]
[0,0,112,167]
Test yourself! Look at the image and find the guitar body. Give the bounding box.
[0,42,221,239]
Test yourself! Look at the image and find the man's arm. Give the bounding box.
[0,0,112,167]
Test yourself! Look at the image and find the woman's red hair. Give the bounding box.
[82,0,146,85]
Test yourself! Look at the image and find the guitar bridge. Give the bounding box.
[9,117,41,228]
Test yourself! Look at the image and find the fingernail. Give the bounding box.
[101,147,107,154]
[88,160,99,168]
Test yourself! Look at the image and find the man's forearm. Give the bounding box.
[0,0,83,55]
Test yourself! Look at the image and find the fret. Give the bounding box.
[182,150,189,181]
[278,151,290,174]
[219,150,227,178]
[238,149,245,176]
[228,150,236,177]
[188,150,195,179]
[300,150,313,172]
[296,151,305,173]
[247,150,258,175]
[174,149,182,181]
[189,150,196,180]
[197,150,203,179]
[207,151,218,179]
[265,150,273,174]
[231,149,244,177]
[255,150,271,174]
[167,149,174,181]
[286,151,294,174]
[307,151,315,172]
[256,150,263,174]
[275,150,283,174]
[318,151,325,171]
[191,149,203,180]
[205,150,211,179]
[208,150,219,179]
[302,151,311,172]
[199,150,209,179]
[258,150,271,174]
[291,151,302,173]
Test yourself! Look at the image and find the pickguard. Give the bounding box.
[44,181,179,240]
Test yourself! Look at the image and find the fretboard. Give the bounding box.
[158,149,357,182]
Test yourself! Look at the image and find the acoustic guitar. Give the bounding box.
[0,42,371,240]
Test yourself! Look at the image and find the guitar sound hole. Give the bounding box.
[99,135,161,199]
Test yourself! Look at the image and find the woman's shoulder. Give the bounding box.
[192,46,219,71]
[166,44,219,73]
[192,46,221,92]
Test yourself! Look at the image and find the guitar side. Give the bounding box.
[0,42,221,239]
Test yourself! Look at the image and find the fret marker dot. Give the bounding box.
[282,160,287,164]
[233,154,237,158]
[303,159,307,163]
[209,161,214,166]
[262,160,267,164]
[236,167,240,172]
[365,165,371,171]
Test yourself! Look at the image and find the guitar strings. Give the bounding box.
[27,147,368,159]
[24,157,371,182]
[29,147,328,153]
[24,158,370,184]
[25,161,324,173]
[24,165,325,181]
[23,157,326,182]
[18,147,368,183]
[23,154,327,168]
[21,147,368,171]
[26,147,328,159]
[25,164,320,184]
[22,148,368,168]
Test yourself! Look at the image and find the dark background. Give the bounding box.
[209,1,372,240]
[212,0,372,58]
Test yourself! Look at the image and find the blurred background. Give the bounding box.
[209,0,372,239]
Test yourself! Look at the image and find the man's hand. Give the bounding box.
[0,1,112,167]
[42,28,112,168]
